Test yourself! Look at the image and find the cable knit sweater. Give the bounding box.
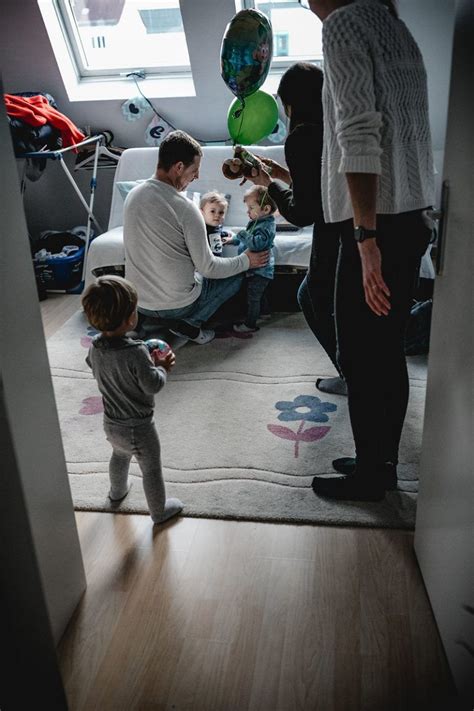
[321,0,435,223]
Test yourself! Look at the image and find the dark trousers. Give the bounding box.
[297,222,341,375]
[335,210,432,470]
[245,274,271,328]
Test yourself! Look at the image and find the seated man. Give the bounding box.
[124,130,268,344]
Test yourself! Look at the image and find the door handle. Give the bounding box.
[427,180,450,275]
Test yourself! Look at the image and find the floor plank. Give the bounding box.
[43,296,456,710]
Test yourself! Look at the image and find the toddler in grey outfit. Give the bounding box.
[81,275,183,524]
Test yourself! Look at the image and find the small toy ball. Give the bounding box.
[145,338,172,360]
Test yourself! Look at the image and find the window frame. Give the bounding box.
[53,0,193,81]
[239,0,323,71]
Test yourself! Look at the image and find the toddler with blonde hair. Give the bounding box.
[200,190,233,256]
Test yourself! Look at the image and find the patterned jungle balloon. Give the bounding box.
[220,9,273,100]
[145,339,172,361]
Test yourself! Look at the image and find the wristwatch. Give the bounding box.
[354,225,377,242]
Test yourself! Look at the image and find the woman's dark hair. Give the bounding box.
[158,129,202,171]
[299,0,398,18]
[351,0,397,17]
[378,0,398,18]
[277,62,323,132]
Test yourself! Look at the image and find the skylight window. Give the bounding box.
[239,0,323,65]
[54,0,191,78]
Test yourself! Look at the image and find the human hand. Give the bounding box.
[358,240,391,316]
[246,164,272,187]
[221,233,234,244]
[257,156,288,183]
[245,249,270,269]
[153,349,176,371]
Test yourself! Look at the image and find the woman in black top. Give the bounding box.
[249,62,345,395]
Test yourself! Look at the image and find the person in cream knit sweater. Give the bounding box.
[304,0,435,501]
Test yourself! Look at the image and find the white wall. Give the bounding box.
[398,0,455,151]
[0,72,86,703]
[414,0,474,703]
[0,74,86,644]
[0,0,455,235]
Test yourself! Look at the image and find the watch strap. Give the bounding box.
[354,226,377,242]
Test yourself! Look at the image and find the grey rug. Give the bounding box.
[48,310,428,528]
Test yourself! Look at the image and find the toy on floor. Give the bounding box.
[222,145,270,185]
[145,338,172,362]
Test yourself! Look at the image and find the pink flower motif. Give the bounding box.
[81,326,99,348]
[267,422,331,458]
[80,396,103,415]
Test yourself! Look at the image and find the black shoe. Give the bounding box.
[332,458,397,491]
[315,376,347,396]
[332,456,357,475]
[312,474,385,502]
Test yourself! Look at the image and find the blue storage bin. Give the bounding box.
[33,231,86,293]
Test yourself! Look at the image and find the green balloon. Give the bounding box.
[227,90,279,145]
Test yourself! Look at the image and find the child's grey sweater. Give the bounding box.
[86,335,167,426]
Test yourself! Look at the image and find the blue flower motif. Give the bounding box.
[275,395,337,423]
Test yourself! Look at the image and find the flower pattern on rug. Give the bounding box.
[80,396,103,415]
[267,394,337,458]
[80,325,99,349]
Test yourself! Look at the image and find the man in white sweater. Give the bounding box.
[303,0,435,501]
[124,130,268,344]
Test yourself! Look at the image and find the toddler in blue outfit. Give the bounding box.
[224,185,276,332]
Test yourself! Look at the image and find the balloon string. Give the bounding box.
[232,96,246,146]
[248,190,268,235]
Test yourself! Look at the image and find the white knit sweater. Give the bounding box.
[321,0,435,223]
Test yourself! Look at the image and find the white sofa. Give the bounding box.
[85,145,313,287]
[85,144,443,286]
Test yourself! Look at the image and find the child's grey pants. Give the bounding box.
[104,420,165,520]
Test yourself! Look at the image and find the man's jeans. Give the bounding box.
[140,274,243,328]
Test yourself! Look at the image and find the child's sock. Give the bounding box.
[108,482,132,502]
[316,376,347,396]
[152,498,183,524]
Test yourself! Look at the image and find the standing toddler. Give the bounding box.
[224,185,276,332]
[81,275,183,524]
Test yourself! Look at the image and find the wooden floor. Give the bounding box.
[43,294,455,711]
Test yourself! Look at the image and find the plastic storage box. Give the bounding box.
[32,230,86,293]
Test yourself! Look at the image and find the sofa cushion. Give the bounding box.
[84,144,313,288]
[115,180,231,219]
[107,145,287,231]
[116,179,146,201]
